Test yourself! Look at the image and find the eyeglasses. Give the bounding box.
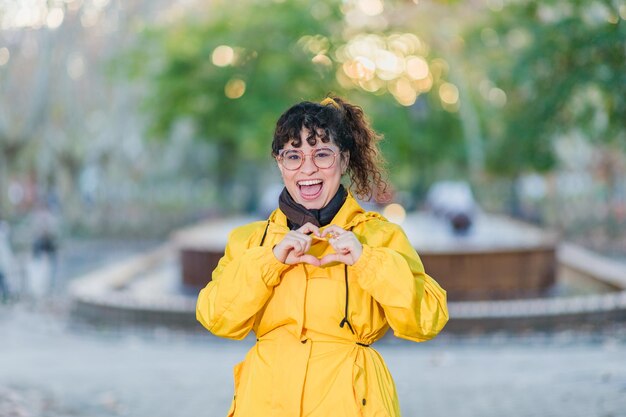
[277,147,338,171]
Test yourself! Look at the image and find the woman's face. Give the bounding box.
[276,129,348,210]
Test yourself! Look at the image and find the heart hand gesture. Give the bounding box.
[319,225,363,266]
[272,223,322,266]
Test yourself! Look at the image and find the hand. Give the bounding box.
[319,225,363,266]
[272,223,321,266]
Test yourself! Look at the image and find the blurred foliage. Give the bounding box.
[464,0,626,177]
[366,93,465,201]
[1,0,622,254]
[123,0,625,214]
[125,0,344,198]
[122,0,463,206]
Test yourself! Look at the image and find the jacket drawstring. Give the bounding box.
[259,219,270,246]
[339,263,355,334]
[338,227,357,334]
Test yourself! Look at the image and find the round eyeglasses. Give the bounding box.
[277,148,338,171]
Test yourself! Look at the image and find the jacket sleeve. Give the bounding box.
[349,224,448,342]
[196,225,290,340]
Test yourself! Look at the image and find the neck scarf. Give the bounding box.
[278,185,347,230]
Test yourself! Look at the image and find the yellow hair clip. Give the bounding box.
[320,97,340,109]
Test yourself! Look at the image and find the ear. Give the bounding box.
[341,151,350,175]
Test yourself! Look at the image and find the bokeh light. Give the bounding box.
[337,32,439,106]
[405,56,429,80]
[439,82,459,112]
[343,56,376,81]
[224,78,246,99]
[375,49,403,80]
[311,54,332,67]
[357,0,384,17]
[439,83,459,104]
[414,74,433,93]
[212,45,235,67]
[389,77,417,106]
[488,87,507,107]
[382,203,406,224]
[46,7,64,29]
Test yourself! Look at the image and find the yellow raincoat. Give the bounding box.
[197,194,448,416]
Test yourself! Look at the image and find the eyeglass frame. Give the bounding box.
[276,147,341,171]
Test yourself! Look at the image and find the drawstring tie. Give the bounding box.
[339,263,355,334]
[259,219,270,246]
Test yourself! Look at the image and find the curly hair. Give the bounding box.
[272,96,387,202]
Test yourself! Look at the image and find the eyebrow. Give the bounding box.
[284,145,338,150]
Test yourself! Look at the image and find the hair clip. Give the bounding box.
[320,97,340,109]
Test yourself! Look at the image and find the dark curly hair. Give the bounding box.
[272,96,387,202]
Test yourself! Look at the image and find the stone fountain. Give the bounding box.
[175,212,557,302]
[69,208,626,333]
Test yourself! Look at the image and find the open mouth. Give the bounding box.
[297,179,323,200]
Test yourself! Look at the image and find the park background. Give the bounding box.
[1,0,626,416]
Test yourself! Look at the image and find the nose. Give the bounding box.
[300,154,319,174]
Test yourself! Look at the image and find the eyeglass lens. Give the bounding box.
[280,148,336,170]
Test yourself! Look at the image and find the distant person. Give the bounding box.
[426,180,477,235]
[0,218,15,302]
[29,203,60,295]
[196,96,448,416]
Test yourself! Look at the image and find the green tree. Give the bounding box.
[464,0,626,176]
[363,93,465,204]
[127,0,344,208]
[125,0,470,209]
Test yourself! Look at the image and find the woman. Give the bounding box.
[196,96,448,417]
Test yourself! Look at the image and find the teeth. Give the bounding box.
[298,179,322,186]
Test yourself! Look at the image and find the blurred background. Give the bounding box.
[1,0,625,416]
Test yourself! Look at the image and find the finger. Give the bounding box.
[288,233,313,252]
[333,234,361,254]
[295,239,307,255]
[298,254,321,267]
[294,234,313,253]
[319,253,346,266]
[297,223,321,237]
[321,225,346,239]
[332,231,355,242]
[332,240,352,255]
[282,238,300,256]
[327,233,349,248]
[288,230,313,243]
[275,239,297,257]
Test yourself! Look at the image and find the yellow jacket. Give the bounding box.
[197,194,448,416]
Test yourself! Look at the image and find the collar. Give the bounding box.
[269,192,376,233]
[279,185,348,229]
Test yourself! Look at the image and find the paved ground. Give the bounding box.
[2,303,626,417]
[2,238,625,417]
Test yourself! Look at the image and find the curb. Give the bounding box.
[68,242,626,333]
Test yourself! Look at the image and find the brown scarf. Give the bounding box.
[278,185,347,230]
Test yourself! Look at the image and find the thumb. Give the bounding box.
[299,254,321,267]
[319,253,343,266]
